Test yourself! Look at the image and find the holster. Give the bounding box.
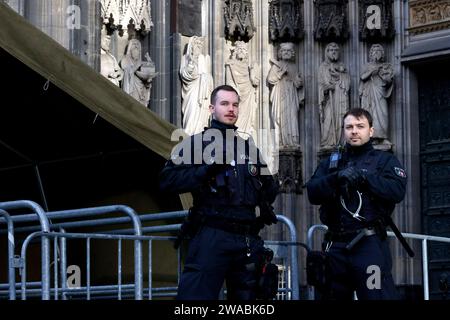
[255,248,279,300]
[258,200,278,226]
[306,250,331,291]
[372,218,388,240]
[173,207,204,249]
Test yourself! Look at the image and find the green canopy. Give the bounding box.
[0,2,177,160]
[0,2,193,208]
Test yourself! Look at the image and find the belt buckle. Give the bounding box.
[363,228,376,236]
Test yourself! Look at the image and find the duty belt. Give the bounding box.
[326,227,377,250]
[203,217,260,236]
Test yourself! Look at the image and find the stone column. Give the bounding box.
[150,0,171,119]
[4,0,25,15]
[14,0,100,70]
[24,0,72,50]
[73,0,101,71]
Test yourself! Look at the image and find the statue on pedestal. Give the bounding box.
[359,44,394,147]
[267,42,304,149]
[120,39,158,107]
[180,36,214,135]
[225,41,260,139]
[100,27,123,86]
[318,42,350,150]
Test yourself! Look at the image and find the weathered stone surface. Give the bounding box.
[177,0,202,36]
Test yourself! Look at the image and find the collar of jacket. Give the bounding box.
[344,140,374,156]
[210,119,238,132]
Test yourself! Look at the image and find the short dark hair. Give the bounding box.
[343,108,373,127]
[210,85,239,105]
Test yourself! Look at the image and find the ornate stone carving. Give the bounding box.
[409,0,450,35]
[223,0,256,42]
[177,0,202,36]
[314,0,349,42]
[359,0,395,41]
[180,36,214,135]
[430,242,450,260]
[101,0,153,39]
[276,148,302,194]
[318,42,350,150]
[429,216,450,235]
[267,42,304,149]
[120,39,159,107]
[268,0,304,43]
[359,44,394,148]
[225,41,260,139]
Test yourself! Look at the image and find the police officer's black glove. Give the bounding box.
[337,166,365,189]
[258,201,278,226]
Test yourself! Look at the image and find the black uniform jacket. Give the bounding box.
[160,120,279,221]
[306,141,407,232]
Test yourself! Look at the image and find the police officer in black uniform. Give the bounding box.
[306,108,407,300]
[160,85,279,300]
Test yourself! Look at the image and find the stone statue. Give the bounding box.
[225,41,260,139]
[359,44,394,145]
[180,36,214,135]
[100,27,123,86]
[318,42,350,149]
[267,42,304,148]
[120,39,158,107]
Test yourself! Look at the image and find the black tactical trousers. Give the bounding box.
[176,226,265,300]
[320,234,399,300]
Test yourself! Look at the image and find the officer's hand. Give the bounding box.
[259,202,278,225]
[338,166,365,189]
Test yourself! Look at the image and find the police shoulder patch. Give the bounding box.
[394,167,407,178]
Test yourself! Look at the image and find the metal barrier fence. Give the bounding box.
[0,200,300,300]
[306,224,450,300]
[0,201,51,299]
[18,231,172,300]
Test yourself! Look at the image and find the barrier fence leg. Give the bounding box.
[134,239,143,300]
[0,209,16,300]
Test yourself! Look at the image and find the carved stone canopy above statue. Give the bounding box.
[269,0,304,43]
[276,148,303,194]
[223,0,256,42]
[359,0,395,41]
[101,0,153,39]
[314,0,349,42]
[103,14,116,36]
